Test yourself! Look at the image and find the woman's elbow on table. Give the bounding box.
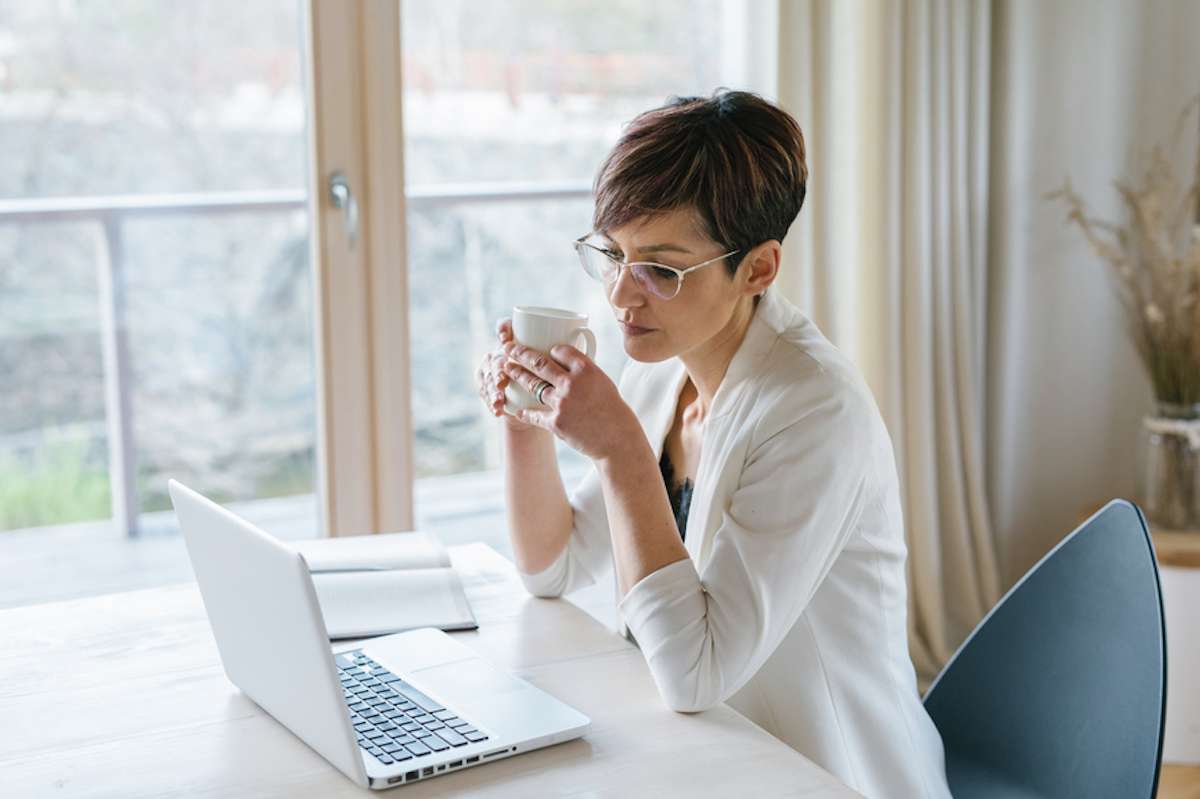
[649,659,728,714]
[515,561,566,599]
[663,693,719,714]
[514,545,572,598]
[516,571,565,599]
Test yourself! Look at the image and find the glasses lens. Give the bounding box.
[578,244,615,282]
[631,263,681,299]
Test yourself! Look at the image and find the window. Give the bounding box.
[0,0,753,541]
[0,1,317,535]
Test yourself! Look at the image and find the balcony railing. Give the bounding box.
[0,181,591,536]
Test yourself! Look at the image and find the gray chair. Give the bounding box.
[923,499,1166,798]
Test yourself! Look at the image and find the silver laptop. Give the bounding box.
[168,479,591,790]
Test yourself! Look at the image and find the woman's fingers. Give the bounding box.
[503,361,555,408]
[487,371,505,410]
[503,342,567,384]
[549,344,590,373]
[502,361,536,392]
[492,355,509,386]
[478,347,517,417]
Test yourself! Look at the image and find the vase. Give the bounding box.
[1137,402,1200,531]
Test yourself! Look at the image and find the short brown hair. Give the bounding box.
[592,89,808,275]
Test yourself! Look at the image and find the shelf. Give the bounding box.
[1151,528,1200,569]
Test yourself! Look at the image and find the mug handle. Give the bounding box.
[571,327,597,360]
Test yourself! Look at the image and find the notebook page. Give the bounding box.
[294,531,451,573]
[312,567,477,640]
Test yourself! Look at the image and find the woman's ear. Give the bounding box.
[741,240,780,297]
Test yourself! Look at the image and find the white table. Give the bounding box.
[0,542,859,797]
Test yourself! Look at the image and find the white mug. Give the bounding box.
[504,306,597,414]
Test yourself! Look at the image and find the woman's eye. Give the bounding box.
[651,266,677,280]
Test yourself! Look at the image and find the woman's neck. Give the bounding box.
[678,295,758,418]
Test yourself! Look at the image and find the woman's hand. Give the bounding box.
[475,319,537,432]
[501,339,643,462]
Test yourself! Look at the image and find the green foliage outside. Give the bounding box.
[0,438,110,531]
[0,435,315,530]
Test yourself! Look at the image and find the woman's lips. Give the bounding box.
[619,321,655,336]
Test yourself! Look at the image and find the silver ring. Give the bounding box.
[534,380,551,404]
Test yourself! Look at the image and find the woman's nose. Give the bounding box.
[608,263,645,307]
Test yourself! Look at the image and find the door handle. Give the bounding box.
[328,171,359,248]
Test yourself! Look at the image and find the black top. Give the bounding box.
[659,449,694,542]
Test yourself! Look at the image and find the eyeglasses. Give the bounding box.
[573,234,740,300]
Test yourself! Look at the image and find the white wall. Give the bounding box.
[988,0,1200,585]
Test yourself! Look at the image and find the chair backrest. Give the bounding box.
[923,499,1166,799]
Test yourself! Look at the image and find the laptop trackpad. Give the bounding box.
[412,658,528,701]
[411,657,588,740]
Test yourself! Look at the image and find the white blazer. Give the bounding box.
[518,288,952,798]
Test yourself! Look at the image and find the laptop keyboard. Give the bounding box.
[335,650,490,766]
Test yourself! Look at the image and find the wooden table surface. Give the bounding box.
[0,542,858,798]
[1153,528,1200,569]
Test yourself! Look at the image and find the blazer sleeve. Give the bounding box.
[616,387,875,712]
[515,461,613,598]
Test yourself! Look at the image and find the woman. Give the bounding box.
[475,90,951,798]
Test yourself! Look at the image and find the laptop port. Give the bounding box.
[405,770,418,781]
[388,776,404,785]
[422,767,434,777]
[466,756,479,764]
[482,748,507,759]
[450,759,463,768]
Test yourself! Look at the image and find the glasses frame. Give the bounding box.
[573,234,741,300]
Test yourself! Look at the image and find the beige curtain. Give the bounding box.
[772,0,1001,687]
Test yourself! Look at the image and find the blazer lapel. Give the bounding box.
[615,290,793,629]
[686,290,791,568]
[643,362,690,462]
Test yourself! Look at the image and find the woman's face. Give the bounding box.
[600,208,754,363]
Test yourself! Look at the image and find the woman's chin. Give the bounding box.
[622,335,672,363]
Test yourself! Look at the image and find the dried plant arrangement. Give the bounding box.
[1047,96,1200,407]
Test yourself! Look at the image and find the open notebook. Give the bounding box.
[292,532,478,640]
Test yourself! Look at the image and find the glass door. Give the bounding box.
[0,1,320,537]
